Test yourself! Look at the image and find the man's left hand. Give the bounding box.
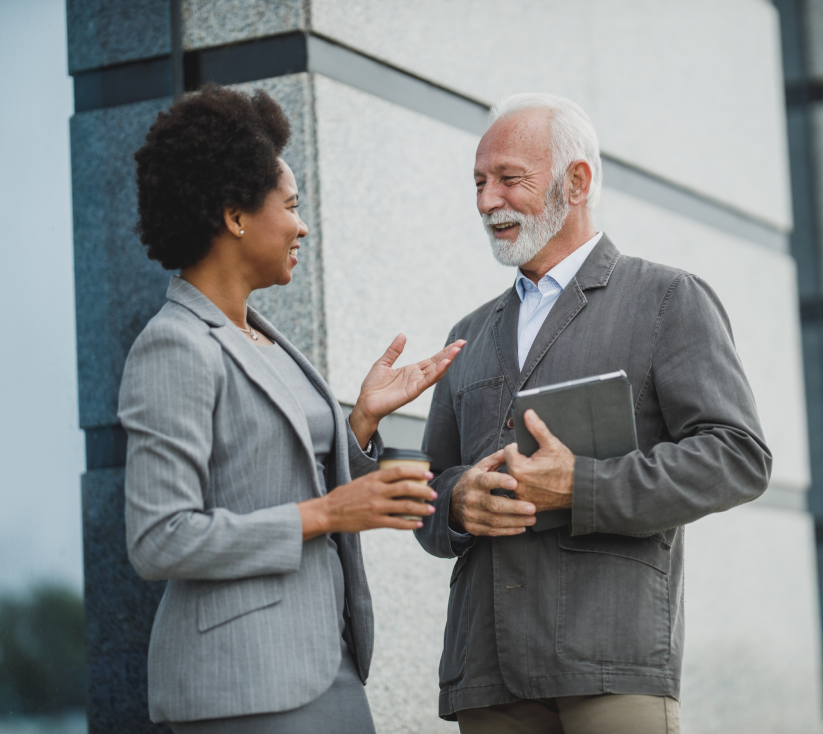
[503,409,575,511]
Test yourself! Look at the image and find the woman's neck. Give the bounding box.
[181,252,252,329]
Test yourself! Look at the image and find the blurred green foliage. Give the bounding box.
[0,585,85,714]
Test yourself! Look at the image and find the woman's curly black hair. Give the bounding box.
[134,83,291,270]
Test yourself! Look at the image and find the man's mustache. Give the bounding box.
[482,209,532,227]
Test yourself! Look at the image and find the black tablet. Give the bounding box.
[512,370,638,532]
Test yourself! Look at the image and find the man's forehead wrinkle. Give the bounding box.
[477,118,553,174]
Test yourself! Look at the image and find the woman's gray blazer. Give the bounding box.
[118,276,380,723]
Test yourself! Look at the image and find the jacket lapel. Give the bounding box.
[516,234,621,391]
[492,287,521,394]
[166,277,324,493]
[247,306,352,485]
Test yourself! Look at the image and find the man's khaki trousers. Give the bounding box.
[456,694,680,734]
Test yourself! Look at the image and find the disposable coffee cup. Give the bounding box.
[378,448,433,521]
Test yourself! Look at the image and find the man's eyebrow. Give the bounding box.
[284,193,298,203]
[474,163,527,177]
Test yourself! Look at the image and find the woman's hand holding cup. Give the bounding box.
[298,464,437,540]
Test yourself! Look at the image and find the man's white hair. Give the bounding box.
[489,93,602,209]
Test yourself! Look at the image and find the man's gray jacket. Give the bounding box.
[415,234,771,719]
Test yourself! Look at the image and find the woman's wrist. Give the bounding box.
[349,400,379,449]
[298,497,331,541]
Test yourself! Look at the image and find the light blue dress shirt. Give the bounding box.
[448,232,603,552]
[515,232,603,370]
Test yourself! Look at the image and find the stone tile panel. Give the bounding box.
[181,0,305,51]
[67,0,171,73]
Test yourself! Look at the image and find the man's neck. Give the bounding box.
[519,213,597,285]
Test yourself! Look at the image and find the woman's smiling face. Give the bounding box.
[239,159,308,288]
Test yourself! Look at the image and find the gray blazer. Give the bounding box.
[415,234,771,717]
[118,276,380,723]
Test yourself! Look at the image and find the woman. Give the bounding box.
[118,83,464,733]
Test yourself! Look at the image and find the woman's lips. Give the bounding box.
[289,246,299,264]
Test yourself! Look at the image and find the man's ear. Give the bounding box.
[223,207,245,238]
[567,160,593,207]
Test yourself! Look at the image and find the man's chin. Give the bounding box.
[490,242,526,267]
[490,237,550,268]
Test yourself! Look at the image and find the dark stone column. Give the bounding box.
[70,90,173,734]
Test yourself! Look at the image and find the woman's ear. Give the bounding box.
[223,207,245,238]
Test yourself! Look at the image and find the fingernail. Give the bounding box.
[506,479,516,489]
[431,490,438,499]
[428,505,436,513]
[416,521,424,528]
[425,471,434,479]
[525,504,536,513]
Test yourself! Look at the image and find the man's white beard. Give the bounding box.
[482,176,570,268]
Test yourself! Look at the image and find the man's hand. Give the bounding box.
[450,450,537,536]
[503,409,575,511]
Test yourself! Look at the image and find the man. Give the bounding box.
[415,93,771,734]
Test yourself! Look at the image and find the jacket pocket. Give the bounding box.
[440,555,471,685]
[456,377,504,465]
[556,532,671,666]
[197,576,284,633]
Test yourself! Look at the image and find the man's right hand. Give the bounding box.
[450,450,537,536]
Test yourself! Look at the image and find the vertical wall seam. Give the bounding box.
[307,72,328,379]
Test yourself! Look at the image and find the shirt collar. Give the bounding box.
[515,231,603,302]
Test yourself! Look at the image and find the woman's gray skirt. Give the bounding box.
[168,648,375,734]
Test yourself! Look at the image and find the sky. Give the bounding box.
[0,0,85,594]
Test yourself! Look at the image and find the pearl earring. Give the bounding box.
[239,229,245,236]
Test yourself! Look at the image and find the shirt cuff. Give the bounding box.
[448,526,472,555]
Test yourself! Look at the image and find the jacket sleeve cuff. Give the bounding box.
[448,526,474,555]
[261,501,304,573]
[346,415,383,478]
[570,455,597,536]
[415,466,473,558]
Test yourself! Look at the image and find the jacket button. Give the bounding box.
[506,417,515,430]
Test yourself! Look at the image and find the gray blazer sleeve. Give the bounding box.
[415,330,475,559]
[571,274,772,537]
[119,320,304,581]
[345,417,383,479]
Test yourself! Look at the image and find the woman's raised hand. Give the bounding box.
[298,464,438,540]
[349,334,465,447]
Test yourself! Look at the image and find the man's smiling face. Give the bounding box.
[475,110,569,267]
[475,110,556,242]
